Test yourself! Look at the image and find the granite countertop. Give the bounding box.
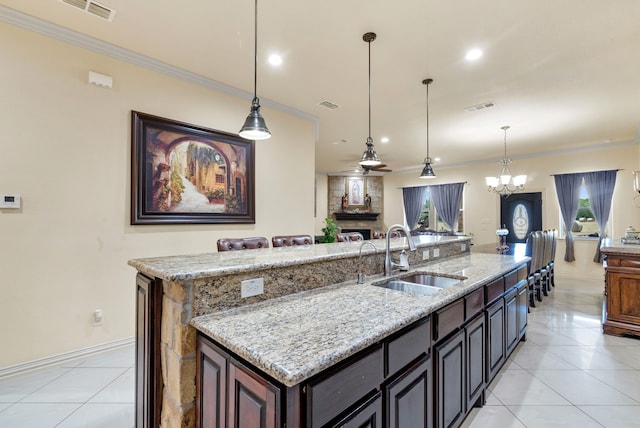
[128,235,470,281]
[601,238,640,255]
[191,252,528,387]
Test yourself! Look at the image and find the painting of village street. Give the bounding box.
[131,112,255,224]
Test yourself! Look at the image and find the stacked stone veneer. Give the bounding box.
[155,238,469,427]
[328,176,385,232]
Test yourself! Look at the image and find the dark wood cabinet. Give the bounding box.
[516,281,528,341]
[465,314,485,410]
[228,362,280,428]
[135,273,162,428]
[485,298,505,383]
[435,329,466,428]
[604,255,640,337]
[334,392,382,428]
[385,357,432,428]
[504,287,518,356]
[196,335,280,428]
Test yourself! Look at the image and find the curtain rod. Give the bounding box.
[550,168,621,176]
[399,181,468,189]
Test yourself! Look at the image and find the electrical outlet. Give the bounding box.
[241,278,264,298]
[93,309,104,326]
[433,248,440,258]
[422,250,429,260]
[461,243,467,251]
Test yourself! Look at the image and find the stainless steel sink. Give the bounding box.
[396,273,464,289]
[374,280,442,295]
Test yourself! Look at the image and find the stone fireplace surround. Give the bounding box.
[328,176,386,235]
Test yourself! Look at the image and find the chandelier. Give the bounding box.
[485,126,526,196]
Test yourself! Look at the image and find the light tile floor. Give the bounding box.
[1,276,638,427]
[463,276,640,428]
[0,346,134,427]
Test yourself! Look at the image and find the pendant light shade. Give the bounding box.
[358,32,382,167]
[239,0,271,140]
[419,78,436,179]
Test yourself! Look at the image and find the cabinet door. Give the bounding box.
[607,271,640,324]
[435,329,466,428]
[385,357,432,428]
[516,281,528,340]
[504,288,518,356]
[333,392,382,428]
[135,273,162,428]
[196,336,227,428]
[486,299,505,383]
[228,361,280,428]
[465,314,485,410]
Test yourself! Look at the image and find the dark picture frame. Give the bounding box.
[131,111,255,224]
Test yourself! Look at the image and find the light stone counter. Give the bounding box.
[191,252,528,387]
[601,239,640,255]
[128,234,469,282]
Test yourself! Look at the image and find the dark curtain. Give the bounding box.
[554,173,583,262]
[402,186,429,230]
[430,182,465,231]
[583,170,617,263]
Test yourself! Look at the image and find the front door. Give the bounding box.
[500,192,542,244]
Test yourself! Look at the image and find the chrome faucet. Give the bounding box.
[357,241,378,283]
[384,224,417,276]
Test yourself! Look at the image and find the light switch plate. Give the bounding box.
[422,250,429,260]
[241,278,264,298]
[433,248,440,258]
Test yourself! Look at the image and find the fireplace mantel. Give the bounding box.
[334,212,380,221]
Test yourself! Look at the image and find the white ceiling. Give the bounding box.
[3,0,640,176]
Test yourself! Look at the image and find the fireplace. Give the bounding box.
[341,228,371,240]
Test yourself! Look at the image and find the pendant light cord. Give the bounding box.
[502,126,510,158]
[426,80,430,159]
[253,0,258,100]
[368,37,372,140]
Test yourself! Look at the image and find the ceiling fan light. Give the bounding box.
[239,98,271,140]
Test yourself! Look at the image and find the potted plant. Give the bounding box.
[318,217,340,243]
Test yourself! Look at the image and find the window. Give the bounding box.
[417,191,464,233]
[559,179,610,238]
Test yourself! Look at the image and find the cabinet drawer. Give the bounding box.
[434,299,464,342]
[387,318,430,376]
[485,277,505,304]
[517,265,528,282]
[620,257,640,269]
[307,345,383,428]
[504,269,519,289]
[465,288,484,321]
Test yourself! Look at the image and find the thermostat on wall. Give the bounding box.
[0,194,21,209]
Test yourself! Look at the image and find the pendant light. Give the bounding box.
[485,126,527,196]
[419,78,436,179]
[359,32,382,167]
[239,0,271,140]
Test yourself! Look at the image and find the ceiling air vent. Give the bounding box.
[59,0,116,21]
[318,100,340,110]
[464,101,495,112]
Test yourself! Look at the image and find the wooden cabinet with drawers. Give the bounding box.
[603,253,640,338]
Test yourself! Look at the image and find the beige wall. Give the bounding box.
[0,23,315,367]
[384,143,640,279]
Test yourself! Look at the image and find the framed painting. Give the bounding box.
[346,177,366,207]
[131,111,255,224]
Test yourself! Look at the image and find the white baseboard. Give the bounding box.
[0,337,135,380]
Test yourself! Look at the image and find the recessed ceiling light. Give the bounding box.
[434,157,441,162]
[268,54,282,66]
[465,49,483,61]
[380,137,389,143]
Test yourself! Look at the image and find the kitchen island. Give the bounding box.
[128,235,527,427]
[601,241,640,338]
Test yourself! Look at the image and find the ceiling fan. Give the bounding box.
[341,164,393,175]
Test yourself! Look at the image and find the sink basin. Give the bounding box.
[374,280,441,295]
[397,273,464,289]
